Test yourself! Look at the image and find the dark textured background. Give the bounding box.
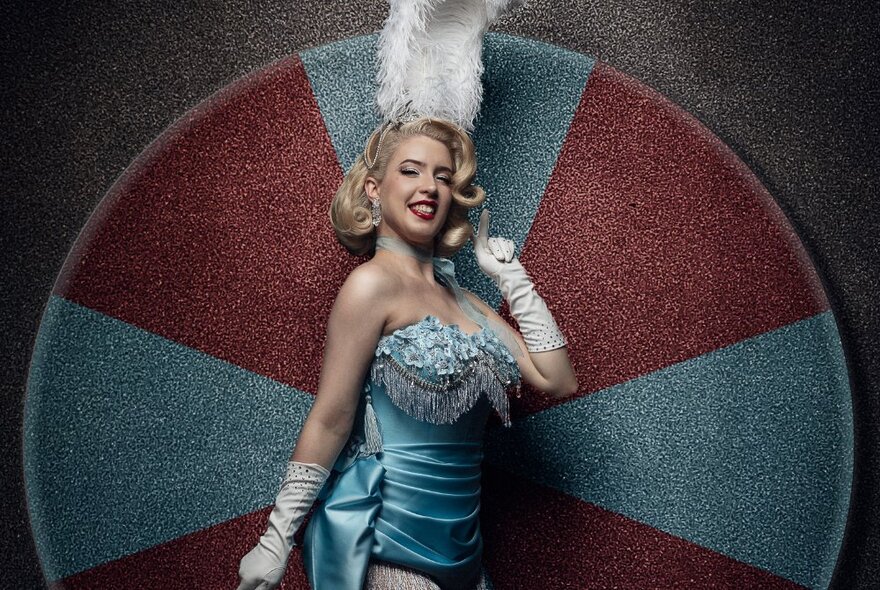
[2,1,877,588]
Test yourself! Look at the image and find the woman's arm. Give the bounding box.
[237,264,389,590]
[464,290,578,398]
[291,264,389,469]
[471,210,578,399]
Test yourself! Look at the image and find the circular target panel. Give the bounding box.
[25,34,852,589]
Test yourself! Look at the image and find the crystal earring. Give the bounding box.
[371,200,381,227]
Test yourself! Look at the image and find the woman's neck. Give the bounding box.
[375,236,433,260]
[374,236,436,281]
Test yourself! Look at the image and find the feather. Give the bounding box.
[376,0,526,130]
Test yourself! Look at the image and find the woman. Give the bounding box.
[237,117,577,590]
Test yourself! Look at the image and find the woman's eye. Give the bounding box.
[401,168,418,176]
[437,175,451,184]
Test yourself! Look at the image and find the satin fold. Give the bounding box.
[303,456,385,589]
[304,384,490,590]
[374,438,484,588]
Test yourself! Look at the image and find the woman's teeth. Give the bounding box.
[411,204,435,214]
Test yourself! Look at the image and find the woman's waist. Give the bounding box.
[377,443,483,506]
[379,442,483,475]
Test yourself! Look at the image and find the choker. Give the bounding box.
[375,236,434,263]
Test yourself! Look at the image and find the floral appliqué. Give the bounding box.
[370,316,520,426]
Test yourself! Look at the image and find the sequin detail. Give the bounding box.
[281,461,329,489]
[524,319,568,352]
[371,316,519,426]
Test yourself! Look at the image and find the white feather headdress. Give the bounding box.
[375,0,525,131]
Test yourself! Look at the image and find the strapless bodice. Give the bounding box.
[372,315,518,428]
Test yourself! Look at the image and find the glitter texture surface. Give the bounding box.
[53,55,353,395]
[22,31,853,590]
[300,34,380,172]
[512,60,829,417]
[54,507,311,590]
[485,311,852,588]
[458,34,594,308]
[25,297,314,580]
[481,465,806,589]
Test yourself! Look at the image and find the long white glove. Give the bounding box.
[236,461,330,590]
[472,210,567,352]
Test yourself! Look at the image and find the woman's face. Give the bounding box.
[366,135,455,250]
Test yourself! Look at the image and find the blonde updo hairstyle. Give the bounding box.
[330,117,485,257]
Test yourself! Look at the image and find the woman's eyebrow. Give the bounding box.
[399,159,453,173]
[399,159,425,167]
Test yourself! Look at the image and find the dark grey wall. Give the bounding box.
[2,1,877,588]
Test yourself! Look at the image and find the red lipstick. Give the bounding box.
[408,200,437,220]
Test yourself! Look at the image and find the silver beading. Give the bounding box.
[371,200,382,227]
[364,123,392,170]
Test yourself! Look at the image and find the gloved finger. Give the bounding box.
[472,209,490,248]
[501,239,515,262]
[488,238,506,261]
[236,579,256,590]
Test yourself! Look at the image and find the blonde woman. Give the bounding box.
[237,117,576,590]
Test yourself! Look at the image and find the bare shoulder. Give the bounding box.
[340,260,389,296]
[333,259,399,316]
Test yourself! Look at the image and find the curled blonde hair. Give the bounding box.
[329,117,485,257]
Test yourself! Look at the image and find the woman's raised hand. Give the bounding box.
[472,209,517,277]
[471,209,568,354]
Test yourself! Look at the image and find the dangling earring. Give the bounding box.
[371,200,381,227]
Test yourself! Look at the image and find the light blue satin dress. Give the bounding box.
[302,315,520,589]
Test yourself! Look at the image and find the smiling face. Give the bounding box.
[365,135,455,250]
[329,117,485,257]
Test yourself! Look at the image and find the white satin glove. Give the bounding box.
[472,210,567,352]
[236,461,330,590]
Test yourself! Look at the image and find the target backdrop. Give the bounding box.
[24,34,852,589]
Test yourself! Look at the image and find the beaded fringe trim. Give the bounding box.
[363,395,384,455]
[371,354,511,427]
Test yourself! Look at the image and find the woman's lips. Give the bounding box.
[408,202,437,220]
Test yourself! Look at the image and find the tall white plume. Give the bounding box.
[376,0,526,131]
